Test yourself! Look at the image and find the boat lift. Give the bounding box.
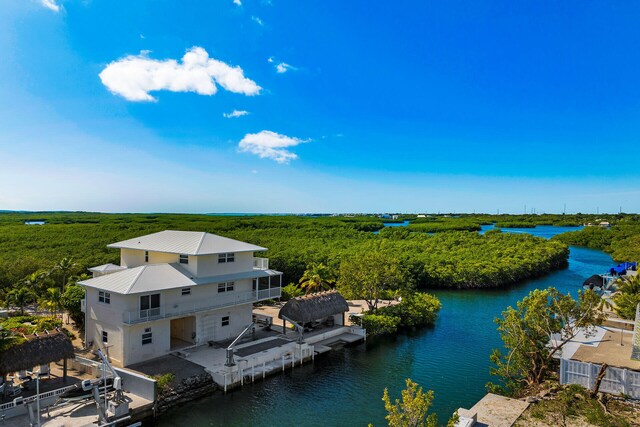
[93,349,129,425]
[225,322,256,367]
[280,315,305,344]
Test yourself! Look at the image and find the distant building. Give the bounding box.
[79,230,282,367]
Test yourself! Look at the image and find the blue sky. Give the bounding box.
[1,1,639,213]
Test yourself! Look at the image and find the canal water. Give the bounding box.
[155,226,613,427]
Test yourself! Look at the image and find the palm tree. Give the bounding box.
[7,287,36,315]
[54,257,77,290]
[40,287,64,317]
[299,263,335,295]
[613,274,640,320]
[21,270,49,292]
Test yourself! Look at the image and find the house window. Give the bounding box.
[179,254,189,264]
[218,253,235,263]
[181,288,191,296]
[98,291,111,304]
[221,316,230,327]
[140,293,161,316]
[102,331,108,343]
[217,282,234,293]
[145,251,149,263]
[142,328,152,345]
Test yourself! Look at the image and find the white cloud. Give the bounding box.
[252,16,264,26]
[239,130,309,164]
[233,0,242,5]
[275,62,295,73]
[99,47,261,102]
[268,57,296,73]
[41,0,61,12]
[223,110,249,119]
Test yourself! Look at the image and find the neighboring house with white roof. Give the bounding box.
[78,230,282,367]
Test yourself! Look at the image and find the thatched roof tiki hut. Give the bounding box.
[278,291,349,333]
[0,332,74,382]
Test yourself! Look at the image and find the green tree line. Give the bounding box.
[0,213,571,295]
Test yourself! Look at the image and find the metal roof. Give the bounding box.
[78,263,281,295]
[88,263,127,273]
[107,230,267,255]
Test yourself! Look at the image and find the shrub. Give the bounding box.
[360,313,400,335]
[281,283,304,301]
[36,316,63,331]
[153,373,176,395]
[378,293,441,328]
[61,327,76,340]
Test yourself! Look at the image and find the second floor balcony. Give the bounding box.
[122,286,282,325]
[253,257,269,270]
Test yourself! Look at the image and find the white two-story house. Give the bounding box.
[78,230,282,367]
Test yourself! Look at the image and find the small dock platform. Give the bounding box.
[456,393,529,427]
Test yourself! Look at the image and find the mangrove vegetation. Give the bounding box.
[0,212,576,301]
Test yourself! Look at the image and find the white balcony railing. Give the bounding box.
[257,287,281,300]
[122,287,281,325]
[253,257,269,270]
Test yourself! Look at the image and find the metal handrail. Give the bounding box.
[0,384,77,411]
[122,288,281,324]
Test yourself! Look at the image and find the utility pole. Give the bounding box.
[36,373,40,427]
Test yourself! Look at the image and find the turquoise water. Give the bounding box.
[155,226,612,427]
[383,220,411,227]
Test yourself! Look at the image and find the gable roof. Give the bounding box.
[107,230,267,255]
[78,263,282,295]
[278,290,349,324]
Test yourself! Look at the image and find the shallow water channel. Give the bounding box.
[155,225,613,427]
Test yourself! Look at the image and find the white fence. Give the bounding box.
[0,384,77,419]
[560,358,640,399]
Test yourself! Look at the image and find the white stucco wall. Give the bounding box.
[195,252,254,277]
[122,319,171,366]
[85,287,126,366]
[196,303,253,342]
[120,249,252,278]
